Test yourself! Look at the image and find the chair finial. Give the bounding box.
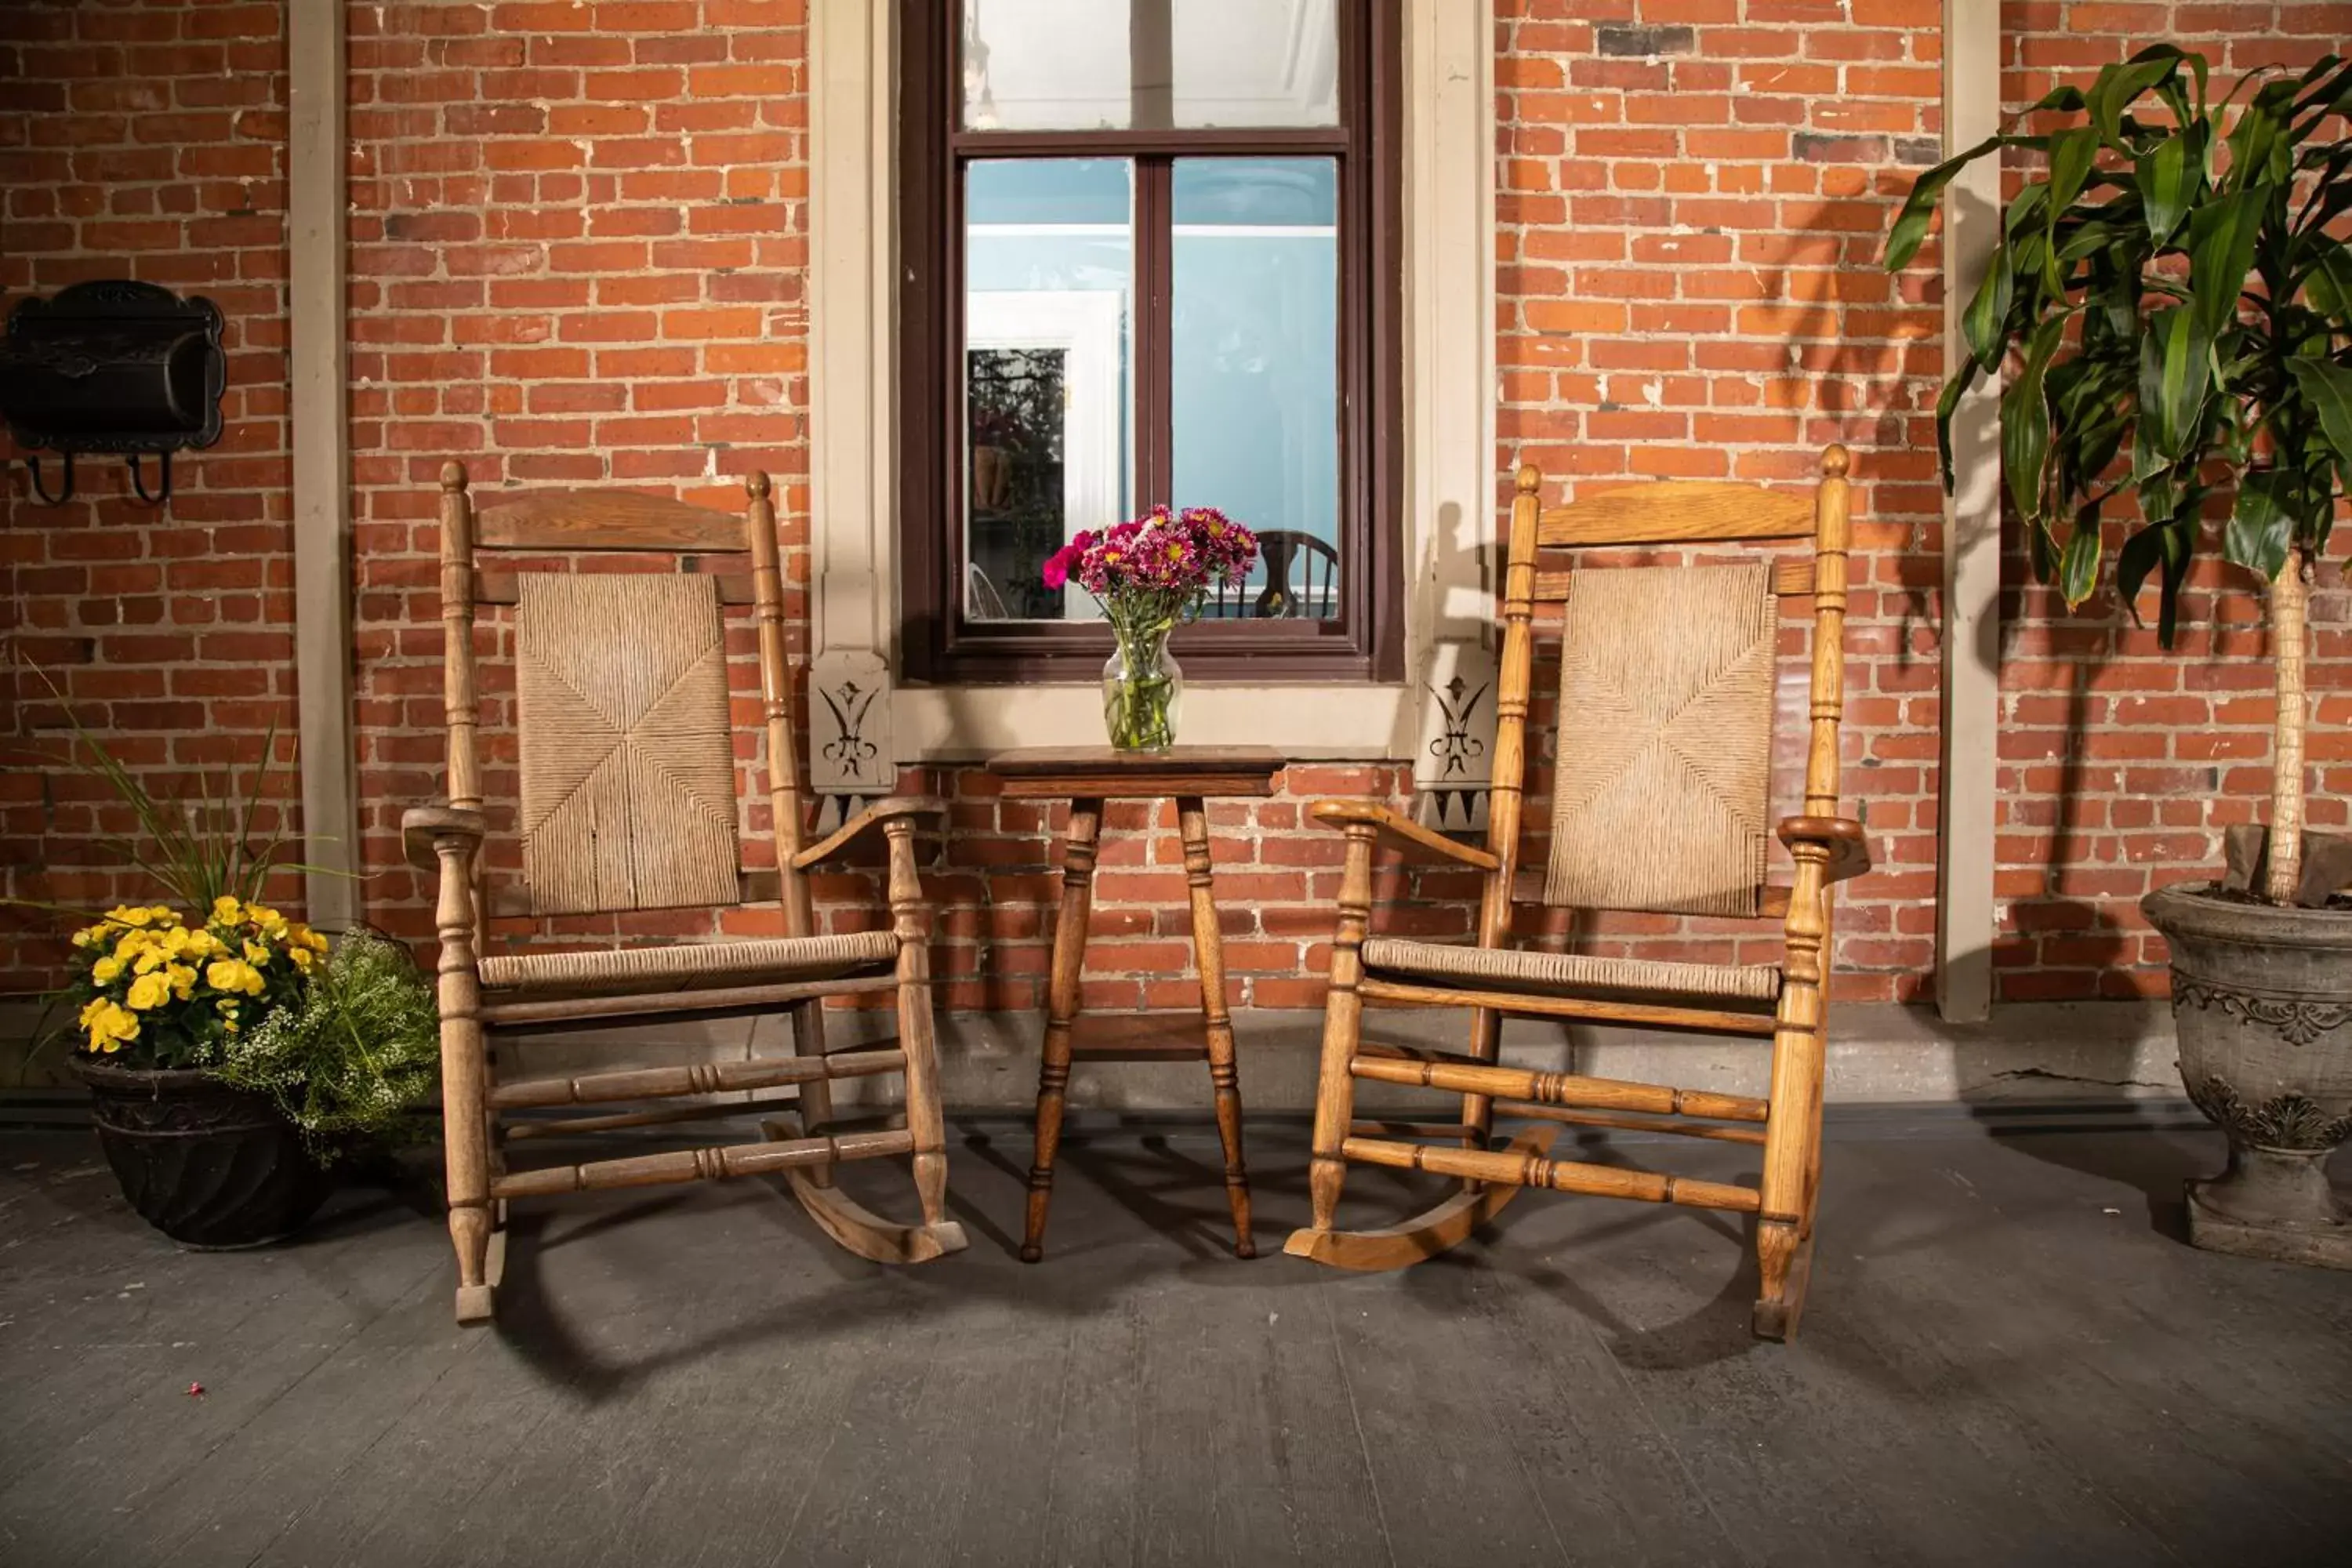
[440,460,468,493]
[1515,462,1541,495]
[1821,444,1850,478]
[746,470,772,500]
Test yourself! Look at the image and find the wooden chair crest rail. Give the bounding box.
[401,465,965,1324]
[1283,446,1869,1341]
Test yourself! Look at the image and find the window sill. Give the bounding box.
[893,681,1417,761]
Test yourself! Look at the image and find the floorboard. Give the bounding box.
[0,1114,2346,1568]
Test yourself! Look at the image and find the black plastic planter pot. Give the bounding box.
[69,1058,332,1248]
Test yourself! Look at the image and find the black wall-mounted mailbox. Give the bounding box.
[1,279,227,507]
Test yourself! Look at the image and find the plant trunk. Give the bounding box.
[2265,545,2310,906]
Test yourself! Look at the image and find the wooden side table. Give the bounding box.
[989,745,1285,1262]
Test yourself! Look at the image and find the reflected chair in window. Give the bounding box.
[402,466,966,1324]
[1284,448,1869,1341]
[1207,528,1341,619]
[966,561,1011,621]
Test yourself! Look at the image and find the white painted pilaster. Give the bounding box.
[1935,0,2003,1022]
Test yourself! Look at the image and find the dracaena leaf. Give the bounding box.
[2137,307,2212,463]
[2135,126,2200,245]
[1962,251,2013,372]
[2059,514,2104,608]
[2288,358,2352,493]
[2224,467,2292,579]
[1882,132,2002,270]
[2091,51,2183,150]
[2002,314,2067,524]
[1933,362,1976,493]
[2186,188,2261,347]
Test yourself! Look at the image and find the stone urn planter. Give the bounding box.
[70,1058,333,1249]
[2142,884,2352,1269]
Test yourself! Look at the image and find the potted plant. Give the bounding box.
[1042,505,1260,750]
[1886,47,2352,1264]
[24,722,438,1247]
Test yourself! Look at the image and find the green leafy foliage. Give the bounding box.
[211,931,441,1163]
[1885,48,2352,642]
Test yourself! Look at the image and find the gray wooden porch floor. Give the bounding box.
[2,1112,2347,1567]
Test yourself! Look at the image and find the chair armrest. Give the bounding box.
[1308,800,1501,872]
[1778,815,1870,885]
[401,806,488,872]
[791,795,948,871]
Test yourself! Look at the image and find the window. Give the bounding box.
[899,0,1402,683]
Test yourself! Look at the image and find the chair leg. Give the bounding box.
[1755,1021,1826,1341]
[1756,874,1831,1341]
[432,837,495,1324]
[1178,796,1254,1258]
[1293,823,1376,1243]
[886,820,951,1232]
[1023,798,1100,1263]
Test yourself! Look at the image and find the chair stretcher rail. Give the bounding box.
[491,1047,907,1111]
[493,1127,915,1200]
[1340,1136,1763,1214]
[1349,1054,1768,1123]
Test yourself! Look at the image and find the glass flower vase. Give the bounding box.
[1102,620,1181,751]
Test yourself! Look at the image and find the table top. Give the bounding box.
[986,745,1286,800]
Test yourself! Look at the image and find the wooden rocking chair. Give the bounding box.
[403,466,966,1324]
[1285,446,1868,1340]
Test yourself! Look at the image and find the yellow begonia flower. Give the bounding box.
[125,972,171,1011]
[91,955,125,984]
[243,939,271,966]
[302,929,329,953]
[205,959,267,997]
[109,906,154,927]
[166,964,198,1000]
[212,896,243,924]
[132,943,169,975]
[289,947,315,972]
[78,998,139,1052]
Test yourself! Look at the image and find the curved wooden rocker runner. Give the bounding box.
[405,466,965,1323]
[1285,448,1870,1340]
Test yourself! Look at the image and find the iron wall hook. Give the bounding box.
[25,451,74,506]
[126,451,171,507]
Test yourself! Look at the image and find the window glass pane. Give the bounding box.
[964,158,1134,622]
[1170,1,1339,128]
[1172,158,1340,621]
[963,0,1132,131]
[962,1,1338,131]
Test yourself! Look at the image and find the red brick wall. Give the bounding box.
[1495,0,1948,1004]
[5,0,2347,1014]
[1,0,294,991]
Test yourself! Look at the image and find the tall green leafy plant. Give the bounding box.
[1886,47,2352,905]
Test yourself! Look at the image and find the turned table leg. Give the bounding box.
[1178,795,1254,1258]
[1023,797,1102,1263]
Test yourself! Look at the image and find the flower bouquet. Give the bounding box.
[1042,506,1259,750]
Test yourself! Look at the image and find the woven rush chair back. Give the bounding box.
[433,464,816,937]
[1487,449,1853,927]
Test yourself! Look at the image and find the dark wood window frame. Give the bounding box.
[897,1,1403,685]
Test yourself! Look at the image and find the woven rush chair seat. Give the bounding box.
[479,931,899,996]
[1359,938,1780,1007]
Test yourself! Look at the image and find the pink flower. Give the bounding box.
[1041,546,1072,590]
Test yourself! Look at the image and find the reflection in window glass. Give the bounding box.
[964,159,1134,622]
[962,0,1338,131]
[1172,158,1340,620]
